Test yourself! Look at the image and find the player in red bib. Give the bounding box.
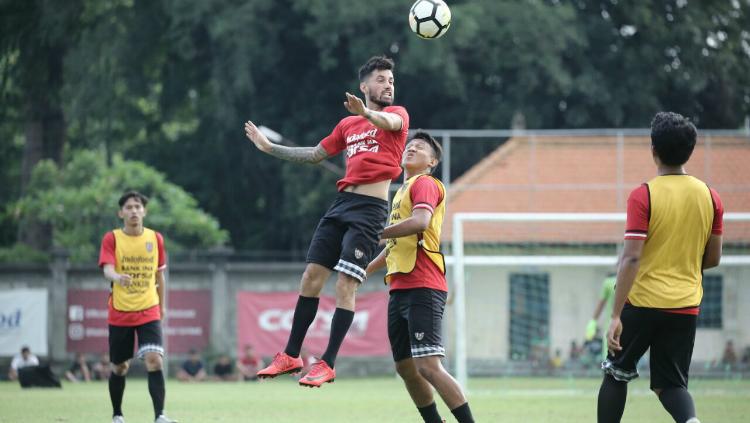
[98,191,176,423]
[597,112,723,423]
[367,132,475,423]
[243,56,409,387]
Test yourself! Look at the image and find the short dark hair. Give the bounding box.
[410,131,442,163]
[118,191,149,208]
[358,56,395,82]
[21,346,30,353]
[650,112,697,166]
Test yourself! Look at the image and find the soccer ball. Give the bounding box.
[409,0,452,39]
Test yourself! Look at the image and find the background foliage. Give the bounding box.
[1,0,748,259]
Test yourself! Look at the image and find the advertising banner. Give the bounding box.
[0,289,48,356]
[67,289,211,354]
[237,291,390,357]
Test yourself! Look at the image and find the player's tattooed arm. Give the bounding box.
[267,144,330,164]
[245,120,329,164]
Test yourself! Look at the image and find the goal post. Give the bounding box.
[449,212,750,389]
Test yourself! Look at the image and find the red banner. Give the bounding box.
[236,291,391,357]
[66,289,211,354]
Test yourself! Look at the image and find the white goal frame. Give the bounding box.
[448,212,750,389]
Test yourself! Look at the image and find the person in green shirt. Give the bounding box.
[587,273,616,362]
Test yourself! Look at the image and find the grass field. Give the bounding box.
[1,376,748,422]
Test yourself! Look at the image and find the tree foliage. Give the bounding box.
[8,149,228,262]
[1,0,748,256]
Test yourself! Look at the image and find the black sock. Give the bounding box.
[320,307,354,367]
[284,296,320,357]
[451,402,475,423]
[597,374,628,423]
[658,387,696,423]
[148,370,166,419]
[417,402,443,423]
[109,373,126,417]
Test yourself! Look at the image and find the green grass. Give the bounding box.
[1,377,748,422]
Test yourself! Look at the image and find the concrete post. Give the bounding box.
[49,248,69,361]
[208,247,233,355]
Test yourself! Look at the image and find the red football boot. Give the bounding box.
[298,360,336,387]
[257,352,303,379]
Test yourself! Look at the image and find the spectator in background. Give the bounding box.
[65,353,92,382]
[177,349,206,382]
[568,340,582,364]
[721,340,737,368]
[8,346,39,381]
[212,355,234,381]
[237,345,264,381]
[582,328,604,367]
[93,352,112,380]
[549,349,564,371]
[741,346,750,369]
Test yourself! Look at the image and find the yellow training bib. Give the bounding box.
[385,174,446,282]
[112,228,160,311]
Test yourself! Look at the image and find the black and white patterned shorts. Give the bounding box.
[388,288,447,362]
[109,320,164,364]
[306,191,388,282]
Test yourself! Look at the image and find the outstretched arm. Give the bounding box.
[344,92,403,131]
[366,248,387,275]
[244,121,330,164]
[381,209,432,239]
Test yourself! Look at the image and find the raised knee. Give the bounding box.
[396,363,417,380]
[336,277,358,295]
[416,364,435,381]
[144,353,163,370]
[113,362,129,375]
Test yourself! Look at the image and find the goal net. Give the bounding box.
[446,212,750,389]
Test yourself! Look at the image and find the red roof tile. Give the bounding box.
[444,136,750,244]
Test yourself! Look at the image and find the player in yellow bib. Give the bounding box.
[597,113,724,423]
[98,191,176,423]
[368,132,475,423]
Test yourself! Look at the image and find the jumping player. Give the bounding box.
[244,55,409,387]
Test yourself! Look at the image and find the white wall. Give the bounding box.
[443,264,750,364]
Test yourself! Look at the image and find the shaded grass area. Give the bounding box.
[0,376,748,422]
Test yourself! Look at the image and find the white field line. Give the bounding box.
[468,388,750,398]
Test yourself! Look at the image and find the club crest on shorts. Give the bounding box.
[414,332,424,341]
[354,248,364,259]
[145,242,153,252]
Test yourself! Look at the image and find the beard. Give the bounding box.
[369,92,393,108]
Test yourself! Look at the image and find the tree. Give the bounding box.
[9,149,228,263]
[0,0,90,250]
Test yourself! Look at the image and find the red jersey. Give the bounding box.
[98,230,166,326]
[389,176,447,292]
[320,106,410,191]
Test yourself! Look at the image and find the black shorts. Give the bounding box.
[306,191,389,282]
[602,304,697,390]
[388,288,447,362]
[109,320,164,365]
